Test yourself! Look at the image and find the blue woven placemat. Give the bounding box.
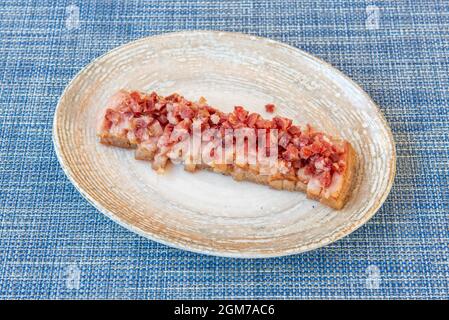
[0,0,448,299]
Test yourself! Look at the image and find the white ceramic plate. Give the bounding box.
[53,31,396,258]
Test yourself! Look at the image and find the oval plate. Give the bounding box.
[53,31,395,258]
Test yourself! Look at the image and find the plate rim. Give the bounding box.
[53,30,397,258]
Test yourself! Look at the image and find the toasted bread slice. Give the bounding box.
[98,90,357,209]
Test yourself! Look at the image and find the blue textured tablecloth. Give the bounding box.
[0,0,448,299]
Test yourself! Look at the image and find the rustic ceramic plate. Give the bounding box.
[53,31,395,258]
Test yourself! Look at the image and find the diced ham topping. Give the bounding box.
[148,120,163,136]
[256,119,272,129]
[278,132,291,149]
[179,105,195,119]
[273,117,292,131]
[319,171,332,188]
[246,113,259,128]
[282,144,299,162]
[234,106,248,122]
[265,103,275,113]
[101,91,347,188]
[210,114,220,125]
[105,109,120,124]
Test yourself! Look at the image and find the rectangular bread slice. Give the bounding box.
[98,90,357,209]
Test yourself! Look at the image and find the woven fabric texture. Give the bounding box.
[0,0,448,299]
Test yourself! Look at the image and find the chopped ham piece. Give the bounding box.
[265,103,275,113]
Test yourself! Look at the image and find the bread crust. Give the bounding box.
[318,143,357,209]
[99,132,136,149]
